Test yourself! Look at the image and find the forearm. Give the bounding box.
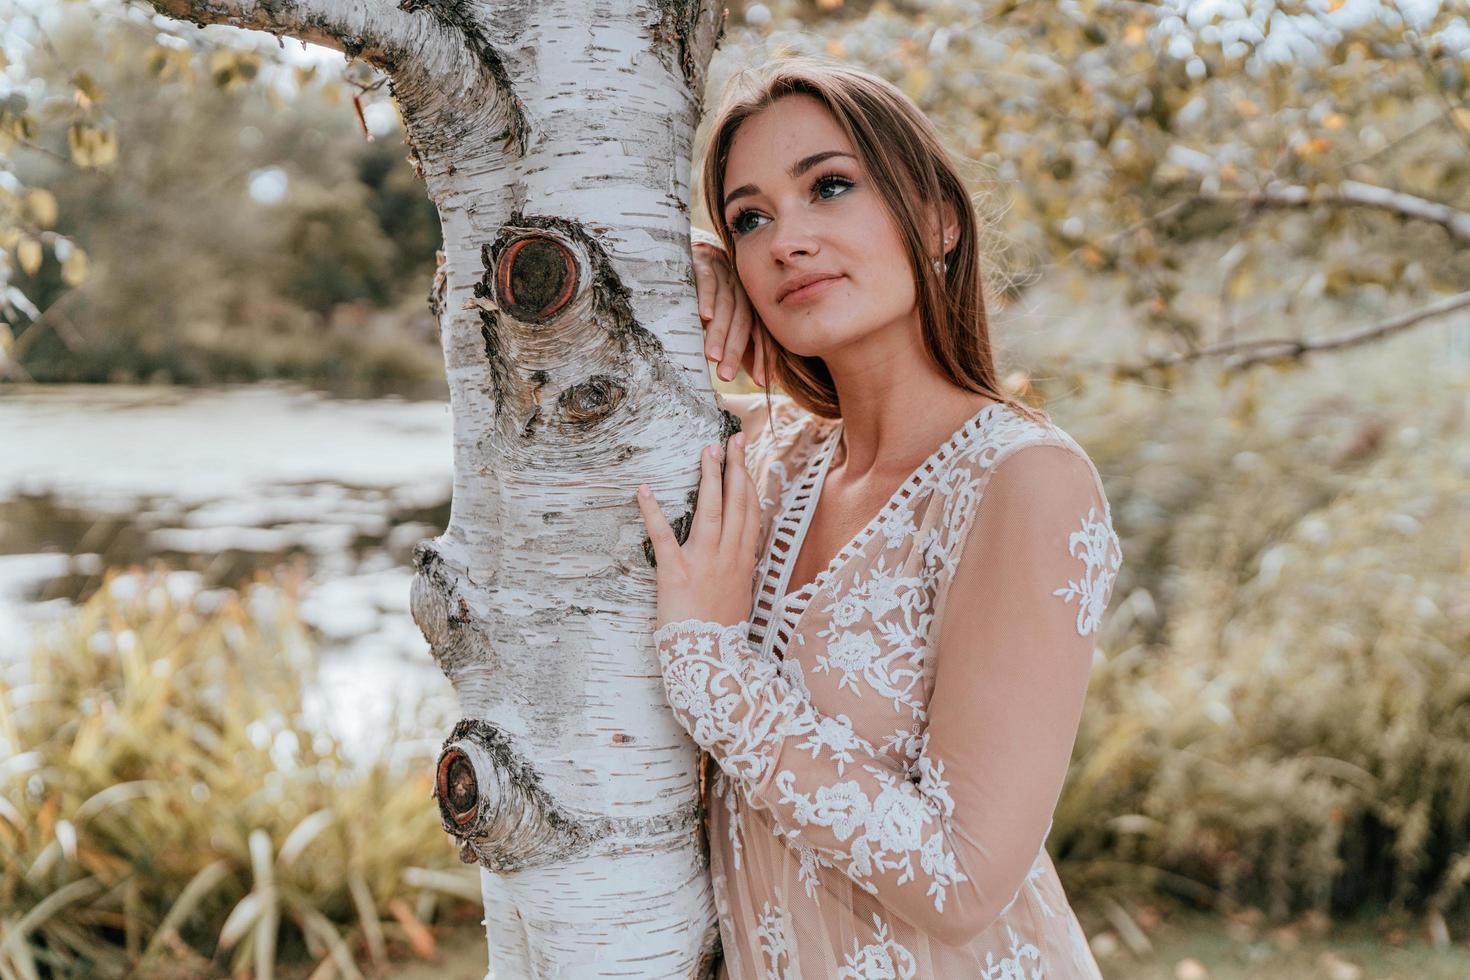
[653,617,1026,944]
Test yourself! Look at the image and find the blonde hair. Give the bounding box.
[698,56,1046,427]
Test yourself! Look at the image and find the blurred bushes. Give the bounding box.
[0,569,476,978]
[1045,334,1470,926]
[8,5,443,393]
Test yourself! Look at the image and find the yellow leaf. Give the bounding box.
[26,188,58,229]
[67,122,93,167]
[17,237,42,276]
[71,71,103,105]
[62,246,89,287]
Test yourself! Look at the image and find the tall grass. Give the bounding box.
[0,570,478,979]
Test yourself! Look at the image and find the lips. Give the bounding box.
[778,273,843,304]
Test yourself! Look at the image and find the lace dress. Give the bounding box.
[653,394,1123,979]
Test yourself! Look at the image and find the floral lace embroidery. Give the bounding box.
[656,404,1118,974]
[756,901,795,979]
[654,618,796,791]
[714,770,747,870]
[836,912,918,979]
[768,759,969,914]
[979,924,1044,980]
[1052,504,1123,636]
[812,556,934,718]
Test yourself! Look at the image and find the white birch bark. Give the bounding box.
[142,1,735,976]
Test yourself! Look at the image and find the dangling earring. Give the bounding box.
[933,234,953,273]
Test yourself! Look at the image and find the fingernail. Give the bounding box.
[735,433,745,448]
[712,344,722,359]
[719,365,733,381]
[638,484,649,497]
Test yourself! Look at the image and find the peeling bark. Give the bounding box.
[145,0,732,975]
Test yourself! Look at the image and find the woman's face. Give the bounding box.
[721,94,922,360]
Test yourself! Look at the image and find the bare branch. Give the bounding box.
[1115,289,1470,375]
[138,0,532,158]
[1193,179,1470,245]
[138,0,419,65]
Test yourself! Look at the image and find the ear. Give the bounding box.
[923,197,961,257]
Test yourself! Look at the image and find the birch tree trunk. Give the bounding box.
[144,1,733,975]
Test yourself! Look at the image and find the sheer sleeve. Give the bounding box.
[653,442,1122,947]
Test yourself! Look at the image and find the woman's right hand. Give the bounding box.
[692,234,769,386]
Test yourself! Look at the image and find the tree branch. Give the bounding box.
[1117,289,1470,374]
[1193,179,1470,245]
[137,0,531,159]
[138,0,421,67]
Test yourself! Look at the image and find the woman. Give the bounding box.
[636,58,1122,978]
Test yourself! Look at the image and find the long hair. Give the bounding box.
[697,56,1046,427]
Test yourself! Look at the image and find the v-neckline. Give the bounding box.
[752,398,1008,660]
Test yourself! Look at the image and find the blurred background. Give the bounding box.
[1,0,1467,976]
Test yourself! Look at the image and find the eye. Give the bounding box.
[728,172,855,237]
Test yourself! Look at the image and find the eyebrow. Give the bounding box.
[722,150,857,211]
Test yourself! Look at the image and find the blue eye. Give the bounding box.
[728,172,855,237]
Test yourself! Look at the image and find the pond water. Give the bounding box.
[0,382,461,759]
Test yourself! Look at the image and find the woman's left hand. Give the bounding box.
[636,431,760,630]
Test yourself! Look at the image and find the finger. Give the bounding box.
[636,485,676,565]
[751,316,768,387]
[736,290,758,380]
[718,297,751,384]
[693,257,718,344]
[721,433,747,551]
[708,269,736,367]
[686,443,723,551]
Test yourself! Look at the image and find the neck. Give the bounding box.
[822,315,997,480]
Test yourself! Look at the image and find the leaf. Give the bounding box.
[218,891,265,950]
[278,808,335,867]
[10,876,104,938]
[66,123,116,168]
[387,897,437,960]
[138,858,232,967]
[71,72,103,105]
[24,189,57,229]
[347,871,387,969]
[16,237,42,276]
[59,246,87,289]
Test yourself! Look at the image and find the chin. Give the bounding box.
[780,321,882,360]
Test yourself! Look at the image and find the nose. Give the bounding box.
[767,214,820,265]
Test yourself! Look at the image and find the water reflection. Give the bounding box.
[0,382,459,759]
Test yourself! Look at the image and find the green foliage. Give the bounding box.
[0,570,476,978]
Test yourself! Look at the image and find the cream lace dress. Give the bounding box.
[653,393,1123,979]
